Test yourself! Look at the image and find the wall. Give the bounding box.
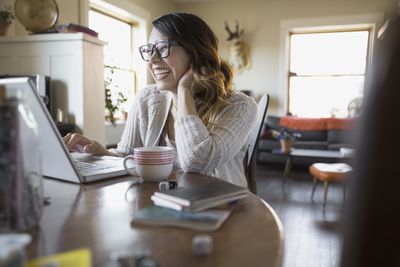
[10,0,177,36]
[5,0,177,145]
[125,0,177,19]
[11,0,81,35]
[178,0,397,115]
[6,0,397,116]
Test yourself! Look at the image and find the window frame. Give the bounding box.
[286,27,372,117]
[89,5,142,122]
[89,5,138,92]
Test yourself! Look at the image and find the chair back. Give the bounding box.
[248,93,270,166]
[246,93,269,193]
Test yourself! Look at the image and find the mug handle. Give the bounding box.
[123,155,136,176]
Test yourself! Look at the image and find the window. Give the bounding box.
[288,30,370,118]
[89,9,137,120]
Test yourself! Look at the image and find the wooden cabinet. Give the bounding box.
[0,33,106,144]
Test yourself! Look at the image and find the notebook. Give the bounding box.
[0,77,129,183]
[152,178,248,212]
[132,205,233,231]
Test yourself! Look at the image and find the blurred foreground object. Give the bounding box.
[0,84,43,232]
[340,14,400,267]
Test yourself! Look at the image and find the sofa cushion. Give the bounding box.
[280,116,327,130]
[294,129,327,141]
[259,139,281,150]
[327,129,354,144]
[265,115,281,131]
[293,141,328,150]
[326,118,355,130]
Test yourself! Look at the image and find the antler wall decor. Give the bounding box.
[224,20,252,74]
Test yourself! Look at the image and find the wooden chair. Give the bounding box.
[245,93,270,194]
[309,163,352,206]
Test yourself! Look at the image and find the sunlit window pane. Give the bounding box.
[89,11,132,69]
[89,10,136,119]
[290,31,369,75]
[289,76,364,118]
[104,67,135,114]
[289,30,369,118]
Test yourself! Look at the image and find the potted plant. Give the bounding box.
[104,66,128,126]
[0,5,15,36]
[272,128,301,153]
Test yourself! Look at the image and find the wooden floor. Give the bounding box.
[256,163,344,267]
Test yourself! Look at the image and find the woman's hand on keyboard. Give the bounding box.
[63,133,114,156]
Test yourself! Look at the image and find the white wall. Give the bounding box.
[124,0,177,19]
[11,0,177,37]
[178,0,397,115]
[7,0,177,145]
[8,0,397,116]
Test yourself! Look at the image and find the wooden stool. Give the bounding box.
[309,163,352,206]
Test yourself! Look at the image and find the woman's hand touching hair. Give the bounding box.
[177,68,195,96]
[176,68,199,117]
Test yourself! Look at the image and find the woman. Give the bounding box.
[64,12,257,187]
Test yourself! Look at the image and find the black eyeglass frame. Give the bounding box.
[138,40,180,62]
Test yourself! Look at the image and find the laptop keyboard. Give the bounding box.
[75,160,121,175]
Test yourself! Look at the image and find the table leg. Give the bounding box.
[283,155,292,182]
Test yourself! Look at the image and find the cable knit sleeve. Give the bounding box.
[111,85,171,157]
[113,92,143,157]
[174,94,257,174]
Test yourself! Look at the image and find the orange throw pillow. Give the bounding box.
[326,118,355,130]
[280,116,327,131]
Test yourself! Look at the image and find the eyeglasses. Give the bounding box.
[139,40,180,62]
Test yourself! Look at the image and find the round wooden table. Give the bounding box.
[26,172,284,267]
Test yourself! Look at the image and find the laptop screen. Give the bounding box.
[1,77,129,183]
[0,77,83,183]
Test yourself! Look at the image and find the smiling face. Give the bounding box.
[147,28,191,92]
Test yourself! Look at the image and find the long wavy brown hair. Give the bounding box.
[152,12,234,127]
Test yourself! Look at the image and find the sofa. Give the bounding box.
[257,115,356,165]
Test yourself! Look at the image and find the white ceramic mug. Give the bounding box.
[123,146,174,182]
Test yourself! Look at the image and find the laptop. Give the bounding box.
[0,77,129,183]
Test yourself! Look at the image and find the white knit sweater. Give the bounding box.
[114,85,257,187]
